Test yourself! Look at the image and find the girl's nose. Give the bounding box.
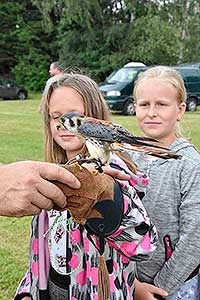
[147,105,157,118]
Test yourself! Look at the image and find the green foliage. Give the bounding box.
[0,0,59,90]
[12,48,49,91]
[0,1,24,73]
[1,0,200,90]
[183,16,200,62]
[131,14,181,65]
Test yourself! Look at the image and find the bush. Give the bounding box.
[12,48,49,92]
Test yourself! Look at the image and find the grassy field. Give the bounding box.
[0,95,199,299]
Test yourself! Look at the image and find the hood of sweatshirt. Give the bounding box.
[169,137,200,160]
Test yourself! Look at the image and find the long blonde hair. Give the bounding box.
[133,66,187,137]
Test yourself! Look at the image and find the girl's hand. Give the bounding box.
[134,279,168,300]
[103,165,130,180]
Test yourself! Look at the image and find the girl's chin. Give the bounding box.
[142,130,158,137]
[61,142,84,154]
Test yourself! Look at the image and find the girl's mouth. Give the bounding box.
[144,121,162,125]
[60,134,75,138]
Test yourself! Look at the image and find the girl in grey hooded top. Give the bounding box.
[131,138,200,294]
[132,66,200,300]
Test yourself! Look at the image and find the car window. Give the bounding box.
[107,68,138,83]
[7,81,15,87]
[175,68,200,82]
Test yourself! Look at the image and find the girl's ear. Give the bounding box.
[177,102,186,121]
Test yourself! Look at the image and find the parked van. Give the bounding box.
[99,63,200,115]
[99,62,147,115]
[174,66,200,111]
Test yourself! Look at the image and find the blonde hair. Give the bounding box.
[133,66,187,137]
[40,73,111,163]
[134,66,187,104]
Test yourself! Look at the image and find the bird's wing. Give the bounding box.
[77,119,120,142]
[78,118,167,150]
[111,122,158,143]
[110,122,171,150]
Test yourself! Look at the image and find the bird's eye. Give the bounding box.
[77,119,82,127]
[60,116,66,123]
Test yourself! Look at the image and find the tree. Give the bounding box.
[0,1,23,74]
[1,0,200,91]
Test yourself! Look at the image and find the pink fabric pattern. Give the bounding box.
[76,270,87,285]
[68,253,80,269]
[15,155,157,300]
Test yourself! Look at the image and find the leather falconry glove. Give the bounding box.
[53,164,115,225]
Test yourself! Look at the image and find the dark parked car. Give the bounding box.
[0,80,28,100]
[174,66,200,111]
[99,62,147,115]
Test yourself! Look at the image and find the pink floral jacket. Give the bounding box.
[15,156,157,300]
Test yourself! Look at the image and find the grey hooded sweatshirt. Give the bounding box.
[130,138,200,294]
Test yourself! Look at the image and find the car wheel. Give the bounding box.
[123,99,135,115]
[187,97,197,112]
[18,91,26,100]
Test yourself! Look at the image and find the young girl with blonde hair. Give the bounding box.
[131,66,200,300]
[15,73,157,300]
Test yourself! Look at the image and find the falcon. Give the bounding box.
[57,112,181,169]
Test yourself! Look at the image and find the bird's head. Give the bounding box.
[57,112,86,133]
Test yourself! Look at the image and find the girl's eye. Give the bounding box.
[50,114,60,120]
[157,102,167,106]
[138,102,149,107]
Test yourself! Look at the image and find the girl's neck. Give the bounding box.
[151,134,177,148]
[66,145,87,162]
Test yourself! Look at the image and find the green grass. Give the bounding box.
[0,94,44,163]
[0,94,199,299]
[0,217,31,300]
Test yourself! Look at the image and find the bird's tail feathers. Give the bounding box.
[132,136,159,143]
[113,142,182,160]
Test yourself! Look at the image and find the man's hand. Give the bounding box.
[0,161,80,217]
[134,279,168,300]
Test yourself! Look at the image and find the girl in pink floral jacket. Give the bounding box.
[15,73,157,300]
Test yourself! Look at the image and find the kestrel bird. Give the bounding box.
[57,112,181,169]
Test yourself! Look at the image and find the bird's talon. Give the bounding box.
[73,161,83,170]
[95,165,103,173]
[91,169,99,175]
